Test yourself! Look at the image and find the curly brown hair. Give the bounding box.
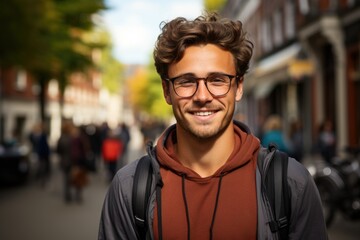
[153,12,253,80]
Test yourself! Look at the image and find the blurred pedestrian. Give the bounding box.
[115,122,131,167]
[140,119,155,148]
[29,122,51,187]
[261,115,290,153]
[289,119,304,162]
[140,119,166,149]
[69,125,90,203]
[85,124,102,172]
[102,131,123,182]
[56,121,73,203]
[317,120,336,164]
[100,122,110,145]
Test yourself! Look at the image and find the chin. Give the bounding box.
[189,125,224,140]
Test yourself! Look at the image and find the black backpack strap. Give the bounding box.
[265,146,290,240]
[132,155,153,239]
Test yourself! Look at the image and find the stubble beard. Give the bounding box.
[173,100,236,140]
[176,113,233,141]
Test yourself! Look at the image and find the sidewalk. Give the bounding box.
[0,145,143,240]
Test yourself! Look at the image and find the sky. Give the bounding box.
[103,0,204,65]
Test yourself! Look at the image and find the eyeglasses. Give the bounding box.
[165,73,238,98]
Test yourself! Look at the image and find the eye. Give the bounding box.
[175,77,197,87]
[208,75,228,85]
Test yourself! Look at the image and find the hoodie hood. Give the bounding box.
[155,121,260,179]
[153,121,260,239]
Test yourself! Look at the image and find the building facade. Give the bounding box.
[222,0,360,154]
[0,67,122,147]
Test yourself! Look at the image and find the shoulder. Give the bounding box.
[286,158,328,238]
[109,155,156,193]
[112,159,140,185]
[287,157,312,189]
[100,159,146,239]
[257,147,312,189]
[286,157,320,211]
[104,160,139,201]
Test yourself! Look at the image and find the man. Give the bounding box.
[99,12,327,239]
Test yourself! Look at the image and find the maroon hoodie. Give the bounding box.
[153,124,260,239]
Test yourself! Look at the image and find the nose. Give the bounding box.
[192,79,213,102]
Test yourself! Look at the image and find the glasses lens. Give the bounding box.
[173,77,197,97]
[172,74,233,97]
[207,74,231,96]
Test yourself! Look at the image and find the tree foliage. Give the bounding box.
[0,0,109,121]
[0,0,56,68]
[203,0,227,11]
[128,67,149,112]
[50,0,107,83]
[93,30,123,94]
[128,63,172,121]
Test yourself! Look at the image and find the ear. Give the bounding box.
[162,80,172,105]
[235,77,244,101]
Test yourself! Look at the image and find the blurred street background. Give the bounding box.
[1,138,360,240]
[1,0,360,239]
[0,126,144,240]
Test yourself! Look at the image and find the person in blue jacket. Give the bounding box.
[261,115,290,153]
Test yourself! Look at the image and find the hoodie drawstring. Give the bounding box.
[156,183,163,240]
[210,174,224,240]
[181,174,224,240]
[181,174,191,240]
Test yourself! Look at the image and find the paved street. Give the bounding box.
[0,147,144,240]
[302,157,360,240]
[1,147,360,239]
[327,214,360,240]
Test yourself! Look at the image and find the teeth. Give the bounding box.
[194,111,213,116]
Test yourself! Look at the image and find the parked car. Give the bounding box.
[0,142,30,186]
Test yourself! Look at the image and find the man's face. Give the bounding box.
[162,44,243,139]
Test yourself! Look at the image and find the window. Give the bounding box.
[273,9,283,47]
[261,19,273,52]
[299,0,310,15]
[285,0,295,39]
[48,79,59,98]
[15,69,27,91]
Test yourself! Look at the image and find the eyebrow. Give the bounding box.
[170,71,230,79]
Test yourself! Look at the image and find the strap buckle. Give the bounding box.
[134,215,145,228]
[269,217,288,232]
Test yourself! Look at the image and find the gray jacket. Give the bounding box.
[99,123,327,240]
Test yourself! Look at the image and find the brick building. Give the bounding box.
[222,0,360,154]
[0,66,122,146]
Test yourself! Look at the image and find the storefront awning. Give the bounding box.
[256,43,301,76]
[244,43,314,99]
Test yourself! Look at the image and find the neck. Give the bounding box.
[174,123,236,177]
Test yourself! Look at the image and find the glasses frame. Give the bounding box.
[165,73,239,98]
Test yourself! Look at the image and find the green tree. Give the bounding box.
[128,67,148,113]
[0,0,56,68]
[146,62,172,120]
[95,30,123,94]
[128,63,172,121]
[0,0,107,122]
[43,0,107,121]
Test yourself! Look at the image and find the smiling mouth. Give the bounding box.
[193,111,215,116]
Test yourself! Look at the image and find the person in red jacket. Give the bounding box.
[102,132,123,181]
